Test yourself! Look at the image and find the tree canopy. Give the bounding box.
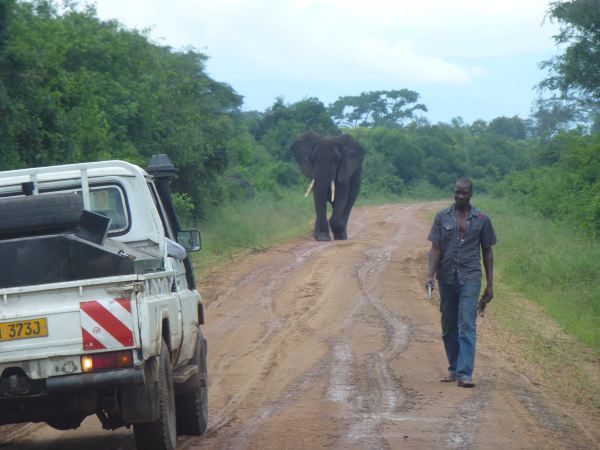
[0,0,244,217]
[540,0,600,103]
[328,90,427,128]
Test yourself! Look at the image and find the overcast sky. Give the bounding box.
[93,0,559,124]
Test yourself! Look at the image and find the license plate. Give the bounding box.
[0,318,48,342]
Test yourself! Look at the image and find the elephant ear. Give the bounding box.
[291,130,321,178]
[336,134,365,182]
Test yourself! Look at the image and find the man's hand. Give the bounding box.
[481,286,494,304]
[426,276,435,289]
[482,246,494,305]
[425,277,434,300]
[426,244,440,300]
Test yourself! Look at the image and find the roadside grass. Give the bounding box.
[483,283,600,411]
[191,188,314,273]
[421,196,599,411]
[477,197,600,354]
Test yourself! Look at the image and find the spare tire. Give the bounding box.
[0,193,83,238]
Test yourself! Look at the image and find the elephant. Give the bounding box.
[291,130,365,241]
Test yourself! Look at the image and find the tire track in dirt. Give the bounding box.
[201,209,386,448]
[204,208,378,440]
[339,211,412,447]
[214,205,432,449]
[205,242,332,433]
[443,379,491,449]
[224,358,331,450]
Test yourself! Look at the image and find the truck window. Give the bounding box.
[89,186,129,233]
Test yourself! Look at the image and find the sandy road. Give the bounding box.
[2,202,598,449]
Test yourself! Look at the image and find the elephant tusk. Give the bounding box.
[304,179,315,197]
[331,181,336,203]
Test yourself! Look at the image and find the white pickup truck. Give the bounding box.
[0,155,207,450]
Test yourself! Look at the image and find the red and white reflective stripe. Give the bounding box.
[80,298,133,350]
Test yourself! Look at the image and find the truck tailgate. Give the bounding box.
[0,276,140,378]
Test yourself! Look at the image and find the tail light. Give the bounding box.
[81,350,133,373]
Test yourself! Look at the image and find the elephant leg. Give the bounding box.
[332,175,361,240]
[329,183,350,240]
[314,221,331,241]
[313,184,331,241]
[329,217,347,240]
[342,176,361,224]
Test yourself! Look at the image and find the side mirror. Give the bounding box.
[177,230,201,252]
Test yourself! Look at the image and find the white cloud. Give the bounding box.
[92,0,559,120]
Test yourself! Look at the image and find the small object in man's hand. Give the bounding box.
[426,283,433,300]
[477,296,487,317]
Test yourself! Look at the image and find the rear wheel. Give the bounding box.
[133,338,176,450]
[176,334,208,435]
[45,415,85,430]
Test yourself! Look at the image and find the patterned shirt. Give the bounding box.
[427,204,497,285]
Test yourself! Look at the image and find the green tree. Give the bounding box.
[540,0,600,103]
[0,0,245,219]
[487,116,529,140]
[251,97,339,162]
[328,89,427,128]
[0,0,20,167]
[531,96,581,140]
[350,126,424,184]
[499,131,600,234]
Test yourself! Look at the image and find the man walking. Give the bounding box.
[426,178,496,387]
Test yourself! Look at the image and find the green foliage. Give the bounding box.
[478,197,600,352]
[340,118,538,197]
[249,97,339,162]
[328,89,427,128]
[349,126,419,195]
[487,115,530,140]
[540,0,600,102]
[531,97,582,140]
[192,189,314,271]
[172,192,195,228]
[498,131,600,235]
[0,0,242,220]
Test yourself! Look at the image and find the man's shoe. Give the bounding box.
[440,372,457,382]
[457,379,475,388]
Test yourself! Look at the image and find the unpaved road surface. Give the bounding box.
[2,203,598,449]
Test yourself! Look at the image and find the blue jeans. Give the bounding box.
[438,279,481,381]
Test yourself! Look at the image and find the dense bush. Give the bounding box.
[498,132,600,235]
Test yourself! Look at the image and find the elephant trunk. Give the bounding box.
[304,178,335,202]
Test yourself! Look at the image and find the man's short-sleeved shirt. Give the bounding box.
[427,204,497,285]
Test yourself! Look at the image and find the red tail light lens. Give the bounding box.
[81,350,133,373]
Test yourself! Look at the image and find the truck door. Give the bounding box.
[147,182,199,364]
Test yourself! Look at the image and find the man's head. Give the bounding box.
[454,178,473,209]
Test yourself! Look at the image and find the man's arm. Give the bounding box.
[426,242,441,288]
[482,246,494,303]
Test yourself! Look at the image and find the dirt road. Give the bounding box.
[2,203,598,449]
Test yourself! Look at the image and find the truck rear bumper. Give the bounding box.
[46,367,145,393]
